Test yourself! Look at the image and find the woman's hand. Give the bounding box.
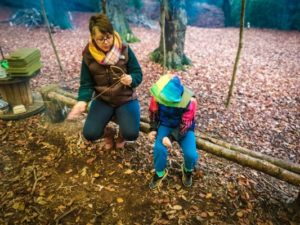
[148,131,157,142]
[67,101,87,120]
[162,137,172,148]
[120,74,132,86]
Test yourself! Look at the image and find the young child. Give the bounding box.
[148,74,198,189]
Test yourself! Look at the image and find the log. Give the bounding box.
[39,85,75,123]
[41,87,300,186]
[196,132,300,175]
[140,117,300,175]
[139,121,300,186]
[48,92,77,107]
[195,137,300,187]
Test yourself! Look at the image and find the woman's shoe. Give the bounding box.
[116,133,126,149]
[103,127,115,150]
[104,137,114,150]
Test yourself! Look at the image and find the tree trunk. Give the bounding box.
[106,0,139,43]
[222,0,232,27]
[101,0,107,14]
[151,0,191,70]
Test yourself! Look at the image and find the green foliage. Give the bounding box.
[290,12,300,30]
[150,48,161,64]
[127,0,143,10]
[120,33,140,43]
[289,1,300,30]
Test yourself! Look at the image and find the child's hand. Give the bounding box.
[148,131,157,142]
[162,137,172,148]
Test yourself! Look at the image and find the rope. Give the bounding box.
[90,65,125,100]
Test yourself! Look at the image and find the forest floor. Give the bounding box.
[0,11,300,225]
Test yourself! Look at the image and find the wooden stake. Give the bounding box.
[225,0,246,107]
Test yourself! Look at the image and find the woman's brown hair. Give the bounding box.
[89,14,114,35]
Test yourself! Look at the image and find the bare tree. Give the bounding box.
[101,0,106,14]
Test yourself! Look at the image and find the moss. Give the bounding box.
[120,33,140,43]
[150,49,191,70]
[150,49,162,64]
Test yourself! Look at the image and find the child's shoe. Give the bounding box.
[149,169,168,189]
[181,164,193,187]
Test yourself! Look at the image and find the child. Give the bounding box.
[148,74,198,189]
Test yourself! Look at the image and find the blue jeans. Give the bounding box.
[83,99,140,141]
[154,125,198,172]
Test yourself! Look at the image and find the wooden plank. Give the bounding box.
[5,84,17,106]
[19,82,28,105]
[0,85,8,101]
[25,81,33,105]
[12,84,22,105]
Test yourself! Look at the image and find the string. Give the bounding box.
[91,65,126,100]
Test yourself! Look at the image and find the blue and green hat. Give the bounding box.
[150,74,193,108]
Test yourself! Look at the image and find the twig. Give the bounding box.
[260,176,289,196]
[0,46,5,60]
[31,167,44,195]
[55,207,77,225]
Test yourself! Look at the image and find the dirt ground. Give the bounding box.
[0,117,299,225]
[0,10,300,225]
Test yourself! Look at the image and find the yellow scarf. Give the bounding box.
[88,31,122,65]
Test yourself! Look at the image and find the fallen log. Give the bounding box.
[140,117,300,175]
[195,137,300,186]
[196,132,300,175]
[48,92,77,107]
[39,85,300,187]
[39,85,75,123]
[139,121,300,186]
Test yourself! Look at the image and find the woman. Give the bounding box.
[68,14,143,150]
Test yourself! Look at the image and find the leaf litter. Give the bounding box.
[0,11,299,224]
